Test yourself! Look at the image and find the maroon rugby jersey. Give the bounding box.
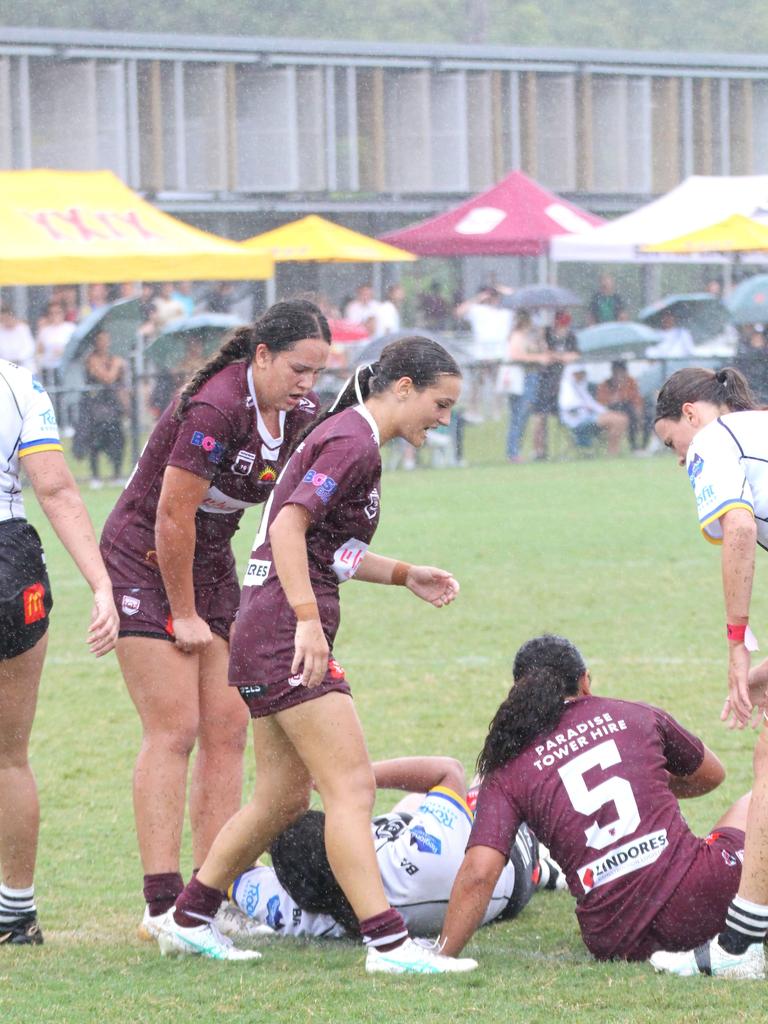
[469,696,705,960]
[101,361,318,585]
[229,404,381,686]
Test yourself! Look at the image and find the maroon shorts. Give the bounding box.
[114,577,239,643]
[237,656,352,719]
[608,827,745,961]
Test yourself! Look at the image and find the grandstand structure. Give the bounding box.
[2,27,768,241]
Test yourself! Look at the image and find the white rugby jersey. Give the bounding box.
[231,787,517,938]
[0,359,63,523]
[685,411,768,550]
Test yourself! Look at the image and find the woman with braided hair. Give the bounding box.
[160,337,476,974]
[439,635,750,970]
[100,300,331,940]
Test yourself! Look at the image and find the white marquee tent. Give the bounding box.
[550,175,768,263]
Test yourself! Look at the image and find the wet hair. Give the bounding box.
[477,635,587,777]
[654,366,759,424]
[174,299,331,419]
[514,309,532,330]
[269,810,359,935]
[307,335,461,436]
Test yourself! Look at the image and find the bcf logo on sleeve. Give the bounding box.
[303,468,338,504]
[191,430,225,464]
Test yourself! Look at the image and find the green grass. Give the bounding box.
[3,436,766,1023]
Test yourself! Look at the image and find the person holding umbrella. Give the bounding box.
[99,300,331,942]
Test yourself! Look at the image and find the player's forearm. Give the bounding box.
[354,552,403,585]
[155,511,197,617]
[440,852,502,957]
[720,510,757,623]
[668,747,724,799]
[38,485,111,595]
[269,505,316,609]
[372,757,466,796]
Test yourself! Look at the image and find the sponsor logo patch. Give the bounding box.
[302,468,338,504]
[22,582,46,624]
[409,826,442,855]
[243,559,271,586]
[258,466,277,483]
[232,449,256,476]
[687,453,704,485]
[364,487,380,521]
[121,595,141,616]
[266,895,284,930]
[331,538,369,582]
[190,430,224,464]
[577,829,668,893]
[328,657,345,680]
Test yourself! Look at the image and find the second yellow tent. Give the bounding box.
[243,214,416,263]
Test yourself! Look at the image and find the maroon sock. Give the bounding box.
[360,908,409,952]
[143,872,184,918]
[172,876,225,928]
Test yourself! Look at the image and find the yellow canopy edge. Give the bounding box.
[0,169,273,284]
[642,214,768,254]
[243,214,417,262]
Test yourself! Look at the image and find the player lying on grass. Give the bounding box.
[228,756,563,939]
[437,635,758,976]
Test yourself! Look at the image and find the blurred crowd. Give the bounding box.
[2,270,767,478]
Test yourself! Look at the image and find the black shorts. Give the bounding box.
[0,519,53,661]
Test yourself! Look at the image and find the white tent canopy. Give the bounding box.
[550,175,768,263]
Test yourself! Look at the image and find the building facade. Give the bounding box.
[2,26,768,240]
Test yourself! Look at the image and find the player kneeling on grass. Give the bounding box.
[438,635,760,978]
[228,756,563,940]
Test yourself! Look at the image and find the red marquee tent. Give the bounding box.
[380,171,603,257]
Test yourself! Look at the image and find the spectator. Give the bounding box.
[503,309,548,462]
[531,310,580,461]
[151,283,185,331]
[139,283,157,322]
[558,364,628,455]
[645,310,696,359]
[595,359,648,451]
[455,285,513,421]
[36,302,74,396]
[118,282,140,302]
[374,283,404,337]
[343,283,380,336]
[735,324,768,403]
[172,281,196,317]
[588,273,627,325]
[201,281,236,314]
[418,281,452,331]
[705,277,724,299]
[79,330,126,488]
[0,305,36,372]
[78,283,110,321]
[50,285,79,323]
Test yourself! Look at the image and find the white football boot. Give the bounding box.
[137,906,169,942]
[158,913,262,961]
[650,937,765,980]
[214,901,275,945]
[365,937,477,975]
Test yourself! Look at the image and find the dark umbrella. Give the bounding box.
[638,293,730,343]
[145,314,244,369]
[353,330,475,369]
[61,298,143,365]
[502,285,582,309]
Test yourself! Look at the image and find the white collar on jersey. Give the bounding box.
[353,403,381,446]
[247,365,286,458]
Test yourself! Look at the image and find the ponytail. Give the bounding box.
[655,366,759,423]
[174,299,331,420]
[477,635,586,777]
[304,335,461,438]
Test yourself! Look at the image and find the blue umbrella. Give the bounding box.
[638,293,730,343]
[61,298,143,365]
[145,313,244,369]
[724,275,768,325]
[576,321,664,359]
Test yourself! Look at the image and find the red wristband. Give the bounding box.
[726,623,747,643]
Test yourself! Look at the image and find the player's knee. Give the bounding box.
[327,764,376,815]
[143,719,199,758]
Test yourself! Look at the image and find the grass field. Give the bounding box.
[3,428,767,1023]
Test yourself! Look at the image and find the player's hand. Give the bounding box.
[87,585,119,657]
[405,566,460,608]
[171,614,213,655]
[292,619,329,688]
[722,643,754,728]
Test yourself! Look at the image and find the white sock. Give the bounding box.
[0,883,36,923]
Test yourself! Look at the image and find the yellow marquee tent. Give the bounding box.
[243,214,417,263]
[642,214,768,254]
[0,169,273,285]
